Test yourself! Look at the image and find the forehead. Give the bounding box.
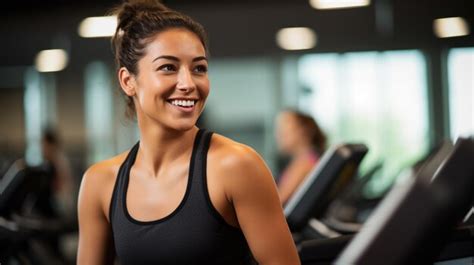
[279,112,303,127]
[279,111,298,121]
[143,28,206,59]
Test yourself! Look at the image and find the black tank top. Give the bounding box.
[109,129,254,265]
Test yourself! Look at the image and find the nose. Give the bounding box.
[176,68,196,92]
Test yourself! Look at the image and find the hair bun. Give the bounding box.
[113,0,169,30]
[124,0,169,13]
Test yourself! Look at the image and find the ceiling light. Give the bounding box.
[276,27,317,51]
[35,49,68,72]
[310,0,370,9]
[78,16,117,38]
[433,17,470,38]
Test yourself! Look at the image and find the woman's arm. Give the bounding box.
[77,164,116,265]
[223,145,301,265]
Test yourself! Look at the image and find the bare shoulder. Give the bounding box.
[78,151,130,219]
[208,133,281,212]
[208,133,267,172]
[207,133,276,199]
[81,151,128,187]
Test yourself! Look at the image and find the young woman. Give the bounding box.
[77,1,300,264]
[275,110,327,205]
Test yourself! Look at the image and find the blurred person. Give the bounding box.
[275,109,327,205]
[77,1,299,264]
[41,127,76,219]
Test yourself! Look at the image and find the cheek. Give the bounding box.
[198,78,210,99]
[276,126,291,146]
[138,76,170,99]
[134,89,159,114]
[282,127,301,146]
[137,87,154,105]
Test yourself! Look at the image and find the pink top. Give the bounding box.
[278,150,320,187]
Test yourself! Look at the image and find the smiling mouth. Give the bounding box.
[167,99,197,108]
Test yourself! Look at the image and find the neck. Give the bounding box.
[135,119,199,178]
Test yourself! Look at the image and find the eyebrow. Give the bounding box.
[152,55,208,63]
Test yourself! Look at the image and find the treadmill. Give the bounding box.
[299,137,474,265]
[284,143,368,239]
[0,160,73,264]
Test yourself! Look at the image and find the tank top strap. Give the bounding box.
[188,128,212,192]
[185,129,232,226]
[110,141,139,225]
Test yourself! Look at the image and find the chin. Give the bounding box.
[166,119,197,132]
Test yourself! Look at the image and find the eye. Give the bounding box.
[157,64,177,72]
[193,64,208,73]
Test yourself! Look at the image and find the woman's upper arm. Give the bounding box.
[77,165,115,265]
[226,147,300,265]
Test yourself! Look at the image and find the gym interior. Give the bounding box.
[0,0,473,264]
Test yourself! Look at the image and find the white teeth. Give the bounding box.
[170,99,195,107]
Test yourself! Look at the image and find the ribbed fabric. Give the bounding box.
[109,129,254,265]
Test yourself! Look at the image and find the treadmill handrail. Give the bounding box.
[284,144,344,215]
[335,137,474,265]
[284,143,368,231]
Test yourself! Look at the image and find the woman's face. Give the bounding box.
[130,28,209,131]
[275,112,305,155]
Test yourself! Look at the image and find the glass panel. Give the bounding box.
[24,68,56,165]
[298,50,429,197]
[207,57,281,171]
[84,62,114,164]
[448,47,474,140]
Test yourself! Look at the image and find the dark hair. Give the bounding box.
[110,0,209,119]
[286,109,327,154]
[42,127,60,146]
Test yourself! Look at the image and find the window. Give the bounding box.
[448,47,474,140]
[298,50,429,197]
[24,68,56,165]
[84,62,114,164]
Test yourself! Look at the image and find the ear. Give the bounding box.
[118,67,137,96]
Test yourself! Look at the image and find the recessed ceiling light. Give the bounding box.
[78,16,117,38]
[433,17,470,38]
[276,27,317,51]
[35,49,68,72]
[309,0,370,10]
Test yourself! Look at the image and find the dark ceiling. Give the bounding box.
[1,0,473,68]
